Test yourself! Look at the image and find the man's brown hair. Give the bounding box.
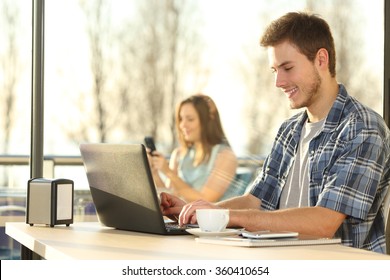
[260,12,336,77]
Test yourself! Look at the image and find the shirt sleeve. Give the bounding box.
[314,120,388,220]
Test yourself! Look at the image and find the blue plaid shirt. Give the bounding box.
[250,84,390,253]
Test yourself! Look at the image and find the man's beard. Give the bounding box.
[290,67,322,110]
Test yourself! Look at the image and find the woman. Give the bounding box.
[150,94,238,202]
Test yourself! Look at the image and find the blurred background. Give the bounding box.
[0,0,384,190]
[0,0,385,259]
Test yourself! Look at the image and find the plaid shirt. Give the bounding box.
[250,84,390,253]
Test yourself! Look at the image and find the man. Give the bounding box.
[160,12,390,253]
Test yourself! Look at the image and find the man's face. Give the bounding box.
[268,41,322,110]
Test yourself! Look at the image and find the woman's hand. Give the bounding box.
[150,151,170,174]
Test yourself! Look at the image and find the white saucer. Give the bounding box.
[186,228,240,237]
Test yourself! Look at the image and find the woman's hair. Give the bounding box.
[175,94,228,162]
[260,11,336,77]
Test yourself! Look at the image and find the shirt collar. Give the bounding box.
[322,84,348,133]
[297,84,348,133]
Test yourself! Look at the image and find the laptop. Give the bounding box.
[79,143,188,235]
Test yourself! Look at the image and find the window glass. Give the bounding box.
[0,0,384,190]
[0,0,32,189]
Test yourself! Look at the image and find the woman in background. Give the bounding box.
[149,94,239,202]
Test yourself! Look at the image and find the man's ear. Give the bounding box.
[316,48,329,69]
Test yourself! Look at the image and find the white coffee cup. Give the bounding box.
[196,209,229,232]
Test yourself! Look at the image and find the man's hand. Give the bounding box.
[160,192,186,221]
[179,200,219,226]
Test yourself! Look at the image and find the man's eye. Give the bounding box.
[285,67,293,71]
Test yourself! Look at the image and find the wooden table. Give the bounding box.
[6,222,390,260]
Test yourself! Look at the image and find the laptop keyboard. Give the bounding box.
[165,222,186,230]
[165,222,198,233]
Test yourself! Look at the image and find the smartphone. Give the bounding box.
[241,231,298,239]
[144,136,156,153]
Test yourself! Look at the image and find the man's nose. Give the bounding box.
[274,72,286,88]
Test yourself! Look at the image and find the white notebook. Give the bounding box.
[195,234,341,248]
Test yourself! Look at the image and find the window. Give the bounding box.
[0,0,385,191]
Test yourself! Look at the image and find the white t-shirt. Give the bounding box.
[279,118,325,208]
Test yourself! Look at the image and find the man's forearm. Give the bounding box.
[217,193,261,210]
[229,206,346,237]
